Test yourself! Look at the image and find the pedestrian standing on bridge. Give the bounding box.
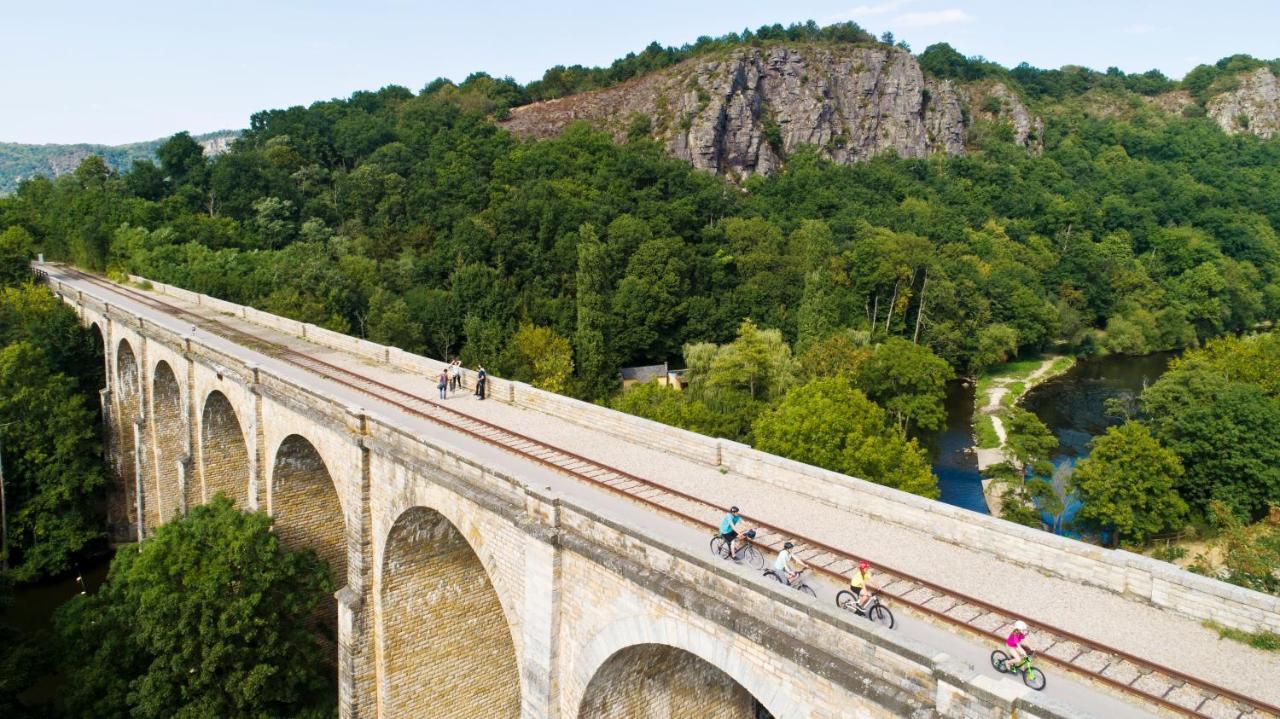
[437,368,448,400]
[448,358,462,393]
[474,364,487,400]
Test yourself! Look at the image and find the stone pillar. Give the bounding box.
[133,421,145,543]
[339,406,374,719]
[247,365,264,511]
[183,337,199,510]
[521,488,563,719]
[176,456,190,516]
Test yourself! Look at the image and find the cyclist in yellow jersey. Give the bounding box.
[849,560,876,611]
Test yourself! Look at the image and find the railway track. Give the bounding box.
[49,265,1279,719]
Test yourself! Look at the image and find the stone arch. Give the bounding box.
[150,360,185,526]
[379,506,521,718]
[573,617,792,719]
[199,390,250,508]
[112,337,141,541]
[270,434,347,631]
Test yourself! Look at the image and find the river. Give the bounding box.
[926,352,1178,518]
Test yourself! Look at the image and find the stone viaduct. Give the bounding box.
[48,268,1274,719]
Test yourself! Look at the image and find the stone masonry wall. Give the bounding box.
[199,390,250,507]
[578,643,757,719]
[380,506,521,719]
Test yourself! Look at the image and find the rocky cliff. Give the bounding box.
[502,46,1042,177]
[1207,67,1280,139]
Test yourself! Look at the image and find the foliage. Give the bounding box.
[500,323,574,393]
[1143,337,1280,519]
[702,319,797,402]
[0,285,105,580]
[1001,406,1057,475]
[54,496,335,719]
[1197,502,1280,595]
[1203,621,1280,652]
[752,377,939,497]
[797,328,871,380]
[0,226,34,286]
[1072,421,1188,545]
[854,337,953,432]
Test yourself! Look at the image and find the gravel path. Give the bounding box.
[108,277,1280,708]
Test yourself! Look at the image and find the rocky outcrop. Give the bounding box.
[502,46,1041,177]
[1208,68,1280,139]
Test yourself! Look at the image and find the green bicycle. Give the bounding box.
[990,649,1047,691]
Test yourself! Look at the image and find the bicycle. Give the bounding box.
[990,649,1047,691]
[835,588,895,629]
[763,566,817,598]
[709,533,764,569]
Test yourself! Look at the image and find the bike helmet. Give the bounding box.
[729,505,739,514]
[783,541,794,549]
[858,560,870,570]
[745,529,757,539]
[1014,620,1028,633]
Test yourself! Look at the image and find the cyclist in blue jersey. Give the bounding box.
[718,506,742,559]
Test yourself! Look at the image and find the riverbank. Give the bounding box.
[971,354,1076,516]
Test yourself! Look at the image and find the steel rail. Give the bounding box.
[55,266,1278,719]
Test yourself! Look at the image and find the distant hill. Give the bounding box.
[0,130,240,194]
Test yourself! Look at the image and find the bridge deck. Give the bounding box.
[51,266,1279,718]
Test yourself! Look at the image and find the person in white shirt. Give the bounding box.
[774,541,807,585]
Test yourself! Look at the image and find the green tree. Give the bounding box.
[1002,406,1057,475]
[1072,421,1188,545]
[54,496,335,719]
[793,220,841,349]
[365,287,425,354]
[500,323,574,393]
[855,338,953,433]
[574,223,614,397]
[0,576,46,718]
[970,324,1019,374]
[0,226,34,287]
[706,318,797,402]
[1198,502,1280,595]
[752,377,939,497]
[0,341,105,580]
[798,329,871,380]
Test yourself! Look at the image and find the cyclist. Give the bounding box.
[729,528,757,561]
[774,541,807,585]
[849,560,875,611]
[718,506,743,559]
[1006,620,1031,669]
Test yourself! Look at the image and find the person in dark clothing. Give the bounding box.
[474,365,487,399]
[437,369,448,399]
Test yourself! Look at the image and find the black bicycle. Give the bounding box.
[709,533,764,569]
[835,588,895,629]
[991,649,1047,690]
[763,566,817,597]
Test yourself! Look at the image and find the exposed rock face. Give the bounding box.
[502,46,1041,177]
[1208,68,1280,139]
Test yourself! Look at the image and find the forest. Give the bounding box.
[1,22,1278,535]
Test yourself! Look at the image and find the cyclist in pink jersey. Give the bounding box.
[1006,620,1030,667]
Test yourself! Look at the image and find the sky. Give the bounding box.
[3,0,1277,145]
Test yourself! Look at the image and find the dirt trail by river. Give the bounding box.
[974,355,1073,516]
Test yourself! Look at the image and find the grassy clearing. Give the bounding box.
[980,357,1045,383]
[975,413,1001,449]
[1046,355,1076,377]
[1204,621,1280,652]
[1001,382,1025,407]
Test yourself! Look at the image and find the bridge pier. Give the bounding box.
[520,490,563,719]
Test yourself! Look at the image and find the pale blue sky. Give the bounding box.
[3,0,1276,145]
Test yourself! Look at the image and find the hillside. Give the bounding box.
[0,130,239,194]
[503,44,1043,177]
[503,42,1280,177]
